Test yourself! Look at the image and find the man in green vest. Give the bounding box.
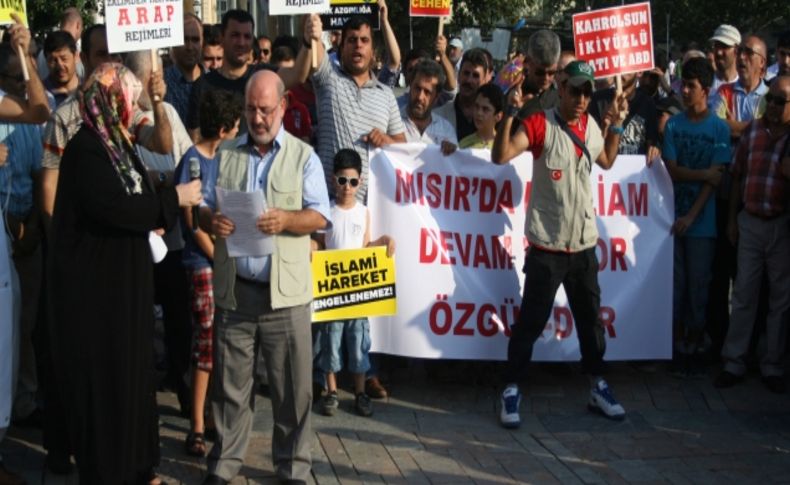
[492,61,629,428]
[198,68,331,484]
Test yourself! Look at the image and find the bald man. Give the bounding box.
[198,70,331,485]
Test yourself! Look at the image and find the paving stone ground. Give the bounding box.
[3,358,790,484]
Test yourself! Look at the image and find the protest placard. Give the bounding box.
[572,2,654,78]
[367,144,673,361]
[320,0,379,31]
[409,0,451,17]
[312,247,397,323]
[105,0,184,54]
[0,0,27,27]
[270,0,331,16]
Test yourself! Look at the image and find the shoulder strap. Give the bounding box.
[552,110,592,168]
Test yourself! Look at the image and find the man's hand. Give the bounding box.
[506,77,526,110]
[8,14,31,56]
[212,213,235,237]
[364,128,395,148]
[0,143,7,167]
[257,208,291,235]
[441,140,457,155]
[671,214,695,236]
[646,145,661,167]
[435,34,447,56]
[705,165,725,187]
[303,13,322,44]
[378,0,389,22]
[149,69,166,103]
[606,90,629,126]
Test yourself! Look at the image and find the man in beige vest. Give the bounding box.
[198,69,331,484]
[492,61,629,428]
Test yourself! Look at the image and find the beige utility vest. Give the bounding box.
[526,109,604,252]
[213,133,314,310]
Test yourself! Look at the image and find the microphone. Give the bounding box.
[188,157,201,232]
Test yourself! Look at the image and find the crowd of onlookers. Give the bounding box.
[0,4,789,483]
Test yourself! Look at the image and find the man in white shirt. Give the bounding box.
[401,59,457,145]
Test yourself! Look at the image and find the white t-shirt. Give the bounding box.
[325,201,367,251]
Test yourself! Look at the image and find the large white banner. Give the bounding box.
[368,144,674,361]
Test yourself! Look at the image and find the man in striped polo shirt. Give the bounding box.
[308,15,406,202]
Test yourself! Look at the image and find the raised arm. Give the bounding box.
[279,14,324,89]
[0,15,50,124]
[378,0,401,71]
[492,85,530,164]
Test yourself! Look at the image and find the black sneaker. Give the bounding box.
[321,391,339,416]
[762,375,786,394]
[355,393,373,417]
[714,371,742,388]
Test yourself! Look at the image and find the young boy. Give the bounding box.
[662,57,731,377]
[459,83,505,149]
[174,89,241,456]
[314,149,395,417]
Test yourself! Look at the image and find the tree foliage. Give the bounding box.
[26,0,95,37]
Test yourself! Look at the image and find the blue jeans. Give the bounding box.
[316,318,371,374]
[673,236,716,334]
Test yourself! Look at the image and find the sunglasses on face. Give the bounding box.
[534,67,557,77]
[261,49,270,55]
[336,176,360,187]
[568,85,593,98]
[765,93,790,106]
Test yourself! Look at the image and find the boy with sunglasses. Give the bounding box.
[492,61,629,428]
[312,149,395,417]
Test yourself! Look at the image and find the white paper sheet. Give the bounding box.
[216,187,274,257]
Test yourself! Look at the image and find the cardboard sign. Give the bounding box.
[572,2,654,78]
[320,0,380,30]
[105,0,184,53]
[0,0,27,27]
[312,247,397,323]
[409,0,451,17]
[269,0,331,16]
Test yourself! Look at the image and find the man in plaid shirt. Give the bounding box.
[716,75,790,394]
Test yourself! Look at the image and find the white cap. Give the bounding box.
[449,38,463,49]
[709,24,741,47]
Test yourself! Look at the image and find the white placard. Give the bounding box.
[367,144,674,361]
[269,0,331,16]
[105,0,184,53]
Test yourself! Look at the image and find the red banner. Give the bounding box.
[409,0,451,17]
[572,2,654,78]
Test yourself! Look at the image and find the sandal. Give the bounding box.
[184,431,207,457]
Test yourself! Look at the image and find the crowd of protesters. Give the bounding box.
[0,4,789,484]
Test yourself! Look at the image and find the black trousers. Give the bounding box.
[154,250,191,392]
[504,246,606,384]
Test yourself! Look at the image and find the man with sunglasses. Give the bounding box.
[492,61,629,428]
[715,75,790,394]
[256,35,272,64]
[515,29,561,120]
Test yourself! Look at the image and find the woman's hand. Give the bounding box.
[175,179,202,207]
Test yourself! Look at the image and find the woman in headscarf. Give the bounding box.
[50,63,202,484]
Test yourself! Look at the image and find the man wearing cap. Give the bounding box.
[491,61,630,428]
[709,24,741,98]
[448,38,464,74]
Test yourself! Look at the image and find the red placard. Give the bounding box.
[572,2,654,79]
[409,0,451,17]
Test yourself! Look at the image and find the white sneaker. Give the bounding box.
[588,380,626,420]
[499,386,521,429]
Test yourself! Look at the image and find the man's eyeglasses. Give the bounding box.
[261,49,270,55]
[765,93,790,106]
[336,176,360,187]
[245,105,279,119]
[534,67,558,78]
[736,45,765,60]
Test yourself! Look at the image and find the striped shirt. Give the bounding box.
[312,54,404,202]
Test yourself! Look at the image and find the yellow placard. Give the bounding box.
[0,0,27,27]
[311,246,396,323]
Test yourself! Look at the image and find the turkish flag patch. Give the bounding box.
[551,170,562,181]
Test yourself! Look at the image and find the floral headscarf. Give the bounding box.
[79,63,145,195]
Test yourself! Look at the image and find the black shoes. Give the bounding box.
[713,371,743,388]
[762,375,787,394]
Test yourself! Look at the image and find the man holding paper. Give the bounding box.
[199,67,330,485]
